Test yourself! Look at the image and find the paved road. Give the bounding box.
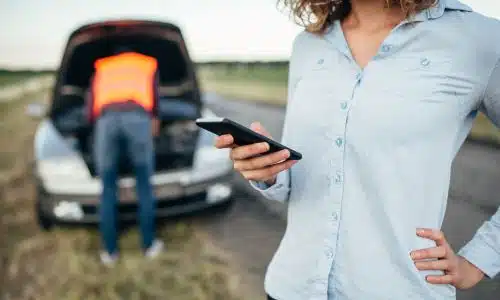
[199,92,500,300]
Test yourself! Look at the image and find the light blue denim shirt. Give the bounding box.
[251,0,500,299]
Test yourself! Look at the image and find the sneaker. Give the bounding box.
[99,251,118,267]
[144,239,164,259]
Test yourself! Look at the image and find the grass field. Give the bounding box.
[0,70,52,87]
[197,64,500,145]
[0,82,243,300]
[197,64,288,105]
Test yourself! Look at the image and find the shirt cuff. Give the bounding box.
[458,238,500,279]
[249,169,290,203]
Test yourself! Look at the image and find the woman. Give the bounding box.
[216,0,500,299]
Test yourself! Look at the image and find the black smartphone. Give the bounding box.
[195,117,302,160]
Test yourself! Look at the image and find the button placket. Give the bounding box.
[320,50,357,294]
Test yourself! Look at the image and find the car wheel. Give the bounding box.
[35,188,54,231]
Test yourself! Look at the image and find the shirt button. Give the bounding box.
[317,58,324,65]
[420,58,430,66]
[335,137,343,147]
[381,44,392,52]
[355,73,362,81]
[325,250,334,259]
[335,173,343,184]
[331,212,339,221]
[340,102,348,110]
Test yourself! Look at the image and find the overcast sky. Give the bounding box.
[0,0,499,68]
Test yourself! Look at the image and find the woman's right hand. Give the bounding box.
[215,121,298,186]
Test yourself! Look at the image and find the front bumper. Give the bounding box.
[38,173,234,224]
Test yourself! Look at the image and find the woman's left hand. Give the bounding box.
[410,228,485,290]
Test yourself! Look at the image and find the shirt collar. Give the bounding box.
[414,0,473,21]
[323,0,473,54]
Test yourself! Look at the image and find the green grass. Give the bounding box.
[198,64,288,84]
[470,112,500,144]
[197,65,288,105]
[0,70,54,87]
[197,64,500,145]
[0,74,35,87]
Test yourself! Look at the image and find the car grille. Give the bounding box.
[81,191,207,215]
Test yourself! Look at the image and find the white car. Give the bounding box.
[30,19,234,230]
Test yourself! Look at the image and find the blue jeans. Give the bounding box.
[94,109,156,254]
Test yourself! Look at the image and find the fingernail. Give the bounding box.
[282,150,290,158]
[261,142,269,150]
[416,228,425,235]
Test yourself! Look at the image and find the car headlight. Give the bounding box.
[190,146,232,183]
[37,156,91,180]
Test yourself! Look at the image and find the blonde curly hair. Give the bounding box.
[278,0,438,33]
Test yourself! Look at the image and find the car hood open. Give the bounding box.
[49,19,202,122]
[44,19,205,177]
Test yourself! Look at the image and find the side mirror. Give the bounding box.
[25,102,47,119]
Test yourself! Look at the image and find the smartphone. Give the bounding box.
[195,117,302,160]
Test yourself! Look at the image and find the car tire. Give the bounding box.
[35,187,54,231]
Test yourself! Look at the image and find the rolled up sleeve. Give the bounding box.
[458,56,500,278]
[458,207,500,278]
[250,169,291,203]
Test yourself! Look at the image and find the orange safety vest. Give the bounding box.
[91,52,158,118]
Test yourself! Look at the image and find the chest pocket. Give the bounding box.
[350,56,463,144]
[374,55,455,103]
[290,56,351,128]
